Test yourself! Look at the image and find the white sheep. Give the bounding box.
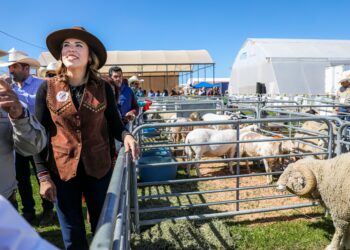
[185,125,257,177]
[201,112,241,130]
[293,121,335,159]
[146,104,177,122]
[239,131,284,183]
[185,128,237,176]
[277,154,350,250]
[168,112,202,143]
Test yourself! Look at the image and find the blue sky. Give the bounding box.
[1,0,349,77]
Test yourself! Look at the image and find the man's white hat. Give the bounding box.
[46,62,57,71]
[38,62,58,78]
[128,75,144,84]
[0,48,40,68]
[338,70,350,84]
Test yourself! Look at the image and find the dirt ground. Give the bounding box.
[194,159,321,222]
[138,156,323,224]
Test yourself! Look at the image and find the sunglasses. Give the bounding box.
[46,73,56,78]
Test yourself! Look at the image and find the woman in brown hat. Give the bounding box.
[34,26,139,249]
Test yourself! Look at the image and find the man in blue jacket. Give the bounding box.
[108,66,139,124]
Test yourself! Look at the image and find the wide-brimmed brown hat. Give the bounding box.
[46,26,107,69]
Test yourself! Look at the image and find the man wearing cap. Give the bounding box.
[108,67,139,124]
[0,49,47,208]
[128,75,142,92]
[0,48,55,226]
[336,71,350,121]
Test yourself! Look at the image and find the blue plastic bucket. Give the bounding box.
[142,127,160,138]
[141,148,172,157]
[138,155,177,182]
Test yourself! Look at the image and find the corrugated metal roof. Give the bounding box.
[245,38,350,59]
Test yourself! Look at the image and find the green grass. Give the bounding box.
[25,168,334,249]
[16,173,91,249]
[132,216,333,250]
[134,166,334,249]
[227,217,333,250]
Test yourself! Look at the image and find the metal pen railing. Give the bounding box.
[90,147,131,250]
[89,94,350,248]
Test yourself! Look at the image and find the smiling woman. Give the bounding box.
[61,39,89,72]
[33,26,140,250]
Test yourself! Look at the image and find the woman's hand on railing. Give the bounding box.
[124,134,140,161]
[125,111,136,122]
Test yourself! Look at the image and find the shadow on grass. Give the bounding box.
[138,161,234,223]
[308,216,334,241]
[38,229,64,249]
[132,219,236,250]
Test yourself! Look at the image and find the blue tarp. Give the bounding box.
[193,82,220,88]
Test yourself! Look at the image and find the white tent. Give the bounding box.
[229,38,350,95]
[38,50,213,74]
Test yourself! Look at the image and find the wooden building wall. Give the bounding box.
[124,74,179,92]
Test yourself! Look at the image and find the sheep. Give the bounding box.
[276,154,350,250]
[185,128,237,176]
[293,121,335,159]
[168,112,202,144]
[146,103,177,122]
[239,131,285,184]
[270,135,297,164]
[185,125,257,177]
[201,112,241,130]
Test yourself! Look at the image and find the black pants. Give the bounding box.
[15,153,53,214]
[52,164,113,250]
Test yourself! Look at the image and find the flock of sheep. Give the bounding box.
[149,110,329,183]
[144,104,349,250]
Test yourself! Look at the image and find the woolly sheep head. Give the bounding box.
[280,140,295,154]
[229,111,241,120]
[189,112,201,121]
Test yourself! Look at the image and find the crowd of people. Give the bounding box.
[128,86,223,98]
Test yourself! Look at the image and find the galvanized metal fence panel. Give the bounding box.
[90,148,131,250]
[90,94,350,249]
[131,117,333,232]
